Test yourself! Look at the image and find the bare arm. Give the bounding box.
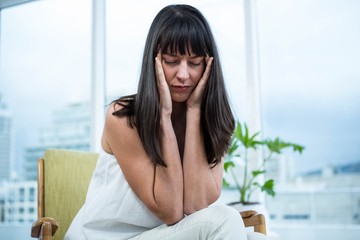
[182,108,224,214]
[182,57,224,214]
[103,104,184,225]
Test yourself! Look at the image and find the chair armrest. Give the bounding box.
[31,217,59,239]
[240,210,267,235]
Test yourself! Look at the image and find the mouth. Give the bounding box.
[171,85,190,92]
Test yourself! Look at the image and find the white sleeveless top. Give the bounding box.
[65,150,163,240]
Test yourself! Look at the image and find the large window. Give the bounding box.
[1,0,359,239]
[0,0,91,180]
[0,0,91,237]
[257,0,360,238]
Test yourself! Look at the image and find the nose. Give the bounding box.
[176,61,190,81]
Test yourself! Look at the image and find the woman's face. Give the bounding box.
[161,51,205,103]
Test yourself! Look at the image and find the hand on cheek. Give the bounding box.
[186,57,213,109]
[155,52,172,116]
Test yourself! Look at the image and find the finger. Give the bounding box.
[198,57,213,86]
[205,55,210,64]
[155,54,170,98]
[155,51,163,73]
[155,56,165,84]
[204,56,213,77]
[157,50,162,61]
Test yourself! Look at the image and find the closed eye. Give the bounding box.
[189,56,204,67]
[189,62,201,66]
[164,59,178,65]
[163,55,178,65]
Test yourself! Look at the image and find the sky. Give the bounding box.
[257,0,360,172]
[0,0,359,175]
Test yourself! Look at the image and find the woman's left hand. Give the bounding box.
[186,56,213,110]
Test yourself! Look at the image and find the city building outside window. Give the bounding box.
[0,0,91,238]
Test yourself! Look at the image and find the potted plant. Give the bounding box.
[223,121,304,207]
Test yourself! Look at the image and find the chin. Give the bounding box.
[172,99,188,104]
[171,95,190,103]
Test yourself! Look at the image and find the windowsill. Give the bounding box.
[268,223,360,240]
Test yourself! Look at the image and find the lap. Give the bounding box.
[130,205,248,240]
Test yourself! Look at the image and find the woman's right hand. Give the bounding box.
[155,52,172,117]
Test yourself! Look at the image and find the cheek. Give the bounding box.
[161,65,173,84]
[192,67,205,83]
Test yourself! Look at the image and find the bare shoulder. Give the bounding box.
[102,102,135,154]
[101,103,156,205]
[108,100,134,125]
[105,102,125,125]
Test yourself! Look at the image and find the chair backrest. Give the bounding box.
[38,149,98,240]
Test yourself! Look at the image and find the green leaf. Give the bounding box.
[248,131,262,149]
[234,122,244,144]
[292,144,305,154]
[261,179,275,197]
[252,170,266,177]
[244,123,249,147]
[264,137,304,155]
[222,178,230,188]
[224,161,235,172]
[252,182,259,186]
[228,139,239,155]
[233,121,263,149]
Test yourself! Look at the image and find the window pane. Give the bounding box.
[258,0,360,238]
[0,0,91,236]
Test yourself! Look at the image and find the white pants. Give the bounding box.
[129,205,248,240]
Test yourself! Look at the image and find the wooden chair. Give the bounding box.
[31,149,98,240]
[31,149,266,240]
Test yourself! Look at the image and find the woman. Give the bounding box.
[65,4,248,240]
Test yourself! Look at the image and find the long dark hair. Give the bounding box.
[113,4,235,167]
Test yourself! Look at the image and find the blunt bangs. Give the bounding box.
[157,14,211,57]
